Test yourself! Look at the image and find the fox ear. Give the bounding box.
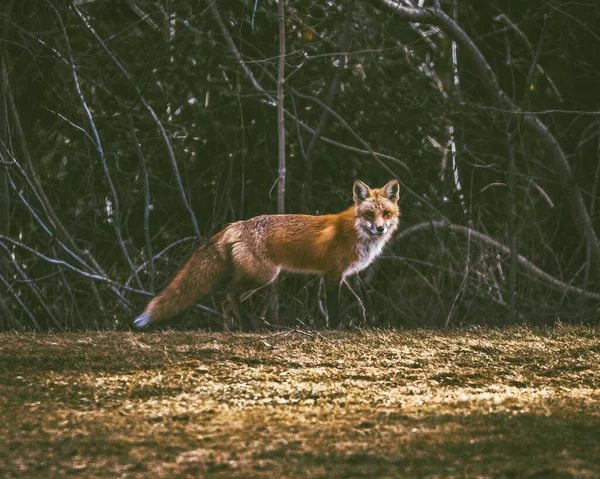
[383,179,400,201]
[353,180,370,203]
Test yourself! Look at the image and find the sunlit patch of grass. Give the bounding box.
[1,325,599,477]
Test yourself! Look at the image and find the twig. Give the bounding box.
[0,270,40,330]
[54,3,144,291]
[5,168,94,273]
[129,115,155,293]
[372,0,600,281]
[277,0,286,215]
[301,0,355,211]
[394,221,600,302]
[186,10,411,177]
[52,245,84,328]
[0,241,62,330]
[0,290,17,329]
[522,12,548,108]
[585,127,600,290]
[343,278,367,325]
[505,120,518,321]
[292,88,411,175]
[294,318,332,342]
[125,237,197,288]
[72,2,201,238]
[2,31,126,312]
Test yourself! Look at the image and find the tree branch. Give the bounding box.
[72,2,201,238]
[371,0,600,282]
[301,0,355,212]
[394,221,600,302]
[277,0,286,215]
[54,3,143,292]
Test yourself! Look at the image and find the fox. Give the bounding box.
[133,179,400,330]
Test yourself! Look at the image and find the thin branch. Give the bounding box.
[5,167,94,273]
[129,115,155,293]
[125,237,196,288]
[277,0,286,215]
[506,123,518,321]
[292,88,411,174]
[52,245,84,328]
[523,12,548,107]
[189,9,408,175]
[0,241,62,330]
[301,0,355,212]
[394,221,600,302]
[0,270,40,330]
[372,0,600,281]
[0,290,17,329]
[54,3,143,291]
[72,2,201,238]
[1,43,125,313]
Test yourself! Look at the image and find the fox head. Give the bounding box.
[353,179,400,237]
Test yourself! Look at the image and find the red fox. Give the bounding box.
[134,179,400,330]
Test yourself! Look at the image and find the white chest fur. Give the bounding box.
[344,235,387,277]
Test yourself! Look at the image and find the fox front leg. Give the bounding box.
[325,277,341,329]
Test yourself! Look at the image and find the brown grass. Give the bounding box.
[1,325,599,478]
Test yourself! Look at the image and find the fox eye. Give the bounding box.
[383,210,391,217]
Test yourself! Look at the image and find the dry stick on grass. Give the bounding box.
[71,3,201,239]
[294,318,332,342]
[230,328,330,348]
[372,0,600,282]
[395,221,600,303]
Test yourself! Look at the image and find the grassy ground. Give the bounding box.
[0,325,599,478]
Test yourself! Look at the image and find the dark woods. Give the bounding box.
[1,0,599,330]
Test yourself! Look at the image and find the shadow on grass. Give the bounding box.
[2,408,598,478]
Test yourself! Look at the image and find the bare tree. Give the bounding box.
[370,0,600,283]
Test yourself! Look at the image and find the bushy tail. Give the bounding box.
[134,239,228,328]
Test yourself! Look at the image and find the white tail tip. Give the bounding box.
[133,311,151,328]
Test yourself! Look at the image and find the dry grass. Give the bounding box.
[1,325,599,478]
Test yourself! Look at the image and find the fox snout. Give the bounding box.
[365,221,390,236]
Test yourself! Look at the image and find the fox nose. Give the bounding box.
[376,225,385,233]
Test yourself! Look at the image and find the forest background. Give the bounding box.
[2,0,600,331]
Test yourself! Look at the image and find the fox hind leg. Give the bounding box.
[222,290,248,331]
[222,267,280,331]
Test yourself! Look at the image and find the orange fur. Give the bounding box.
[134,179,400,330]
